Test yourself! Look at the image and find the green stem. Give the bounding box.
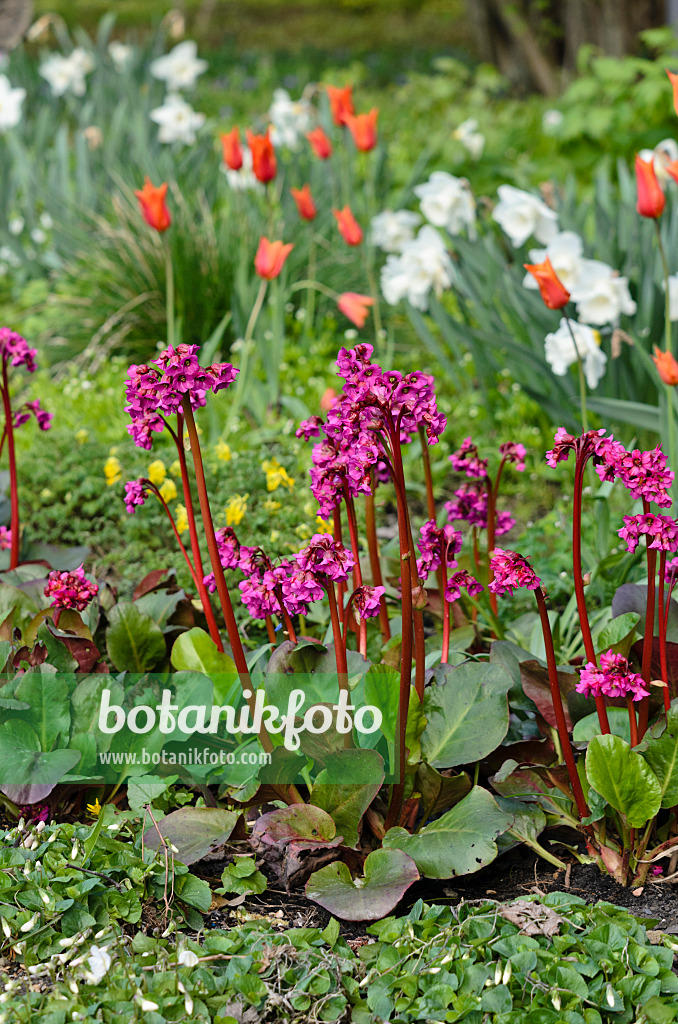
[305,234,317,338]
[656,221,677,508]
[165,242,175,350]
[564,314,588,433]
[226,278,268,435]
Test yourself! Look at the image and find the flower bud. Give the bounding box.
[412,585,428,611]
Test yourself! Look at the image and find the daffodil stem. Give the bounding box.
[165,243,175,350]
[656,222,677,509]
[226,278,268,436]
[564,315,588,433]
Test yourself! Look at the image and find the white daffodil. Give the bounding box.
[370,209,422,253]
[84,944,111,985]
[414,171,476,236]
[268,87,312,149]
[39,49,93,97]
[453,117,485,159]
[0,75,25,130]
[545,318,607,388]
[663,274,678,321]
[492,184,558,247]
[108,41,133,72]
[224,144,261,191]
[150,93,205,145]
[570,259,636,325]
[381,225,453,311]
[523,231,584,292]
[149,40,207,91]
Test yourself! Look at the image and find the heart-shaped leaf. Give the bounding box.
[305,848,419,921]
[142,806,240,865]
[311,749,384,848]
[251,804,337,846]
[519,660,577,731]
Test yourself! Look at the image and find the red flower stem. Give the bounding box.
[170,417,223,652]
[333,507,346,627]
[274,587,298,645]
[325,582,351,746]
[441,557,450,665]
[639,538,657,739]
[364,484,391,643]
[573,454,610,734]
[2,360,19,569]
[658,552,670,715]
[148,482,201,590]
[535,588,589,820]
[181,398,265,727]
[418,422,445,604]
[343,487,363,588]
[627,694,639,748]
[486,477,498,618]
[265,616,276,644]
[359,618,367,658]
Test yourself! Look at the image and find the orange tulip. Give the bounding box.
[325,84,354,126]
[666,159,678,186]
[135,177,171,233]
[254,237,293,280]
[635,154,665,219]
[290,184,317,221]
[333,206,363,246]
[653,346,678,385]
[667,69,678,117]
[523,257,570,310]
[221,127,243,170]
[345,108,379,152]
[246,128,277,183]
[306,126,332,159]
[320,387,337,412]
[338,292,374,328]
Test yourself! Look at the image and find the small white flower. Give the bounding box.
[85,944,111,985]
[570,259,636,325]
[492,184,558,247]
[150,93,205,145]
[108,41,133,72]
[542,109,564,131]
[0,246,20,267]
[0,75,25,131]
[414,171,476,236]
[137,997,159,1012]
[177,948,199,967]
[20,914,38,933]
[30,228,46,245]
[39,213,53,230]
[663,274,678,321]
[8,217,23,235]
[370,209,422,253]
[453,117,485,159]
[1,919,11,938]
[224,145,261,192]
[523,231,583,292]
[268,87,312,149]
[545,318,607,388]
[149,40,207,91]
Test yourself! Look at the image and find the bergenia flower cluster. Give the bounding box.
[488,548,541,595]
[0,327,37,372]
[576,650,649,702]
[445,482,515,534]
[416,519,462,581]
[125,343,238,449]
[44,565,98,612]
[353,585,386,620]
[449,437,488,479]
[618,513,678,554]
[445,570,484,603]
[14,400,52,431]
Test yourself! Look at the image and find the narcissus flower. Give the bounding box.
[220,127,242,170]
[333,206,362,246]
[345,108,378,152]
[246,128,276,183]
[306,126,332,159]
[337,292,374,328]
[635,154,665,219]
[254,237,293,279]
[653,346,678,385]
[325,84,354,126]
[134,177,171,232]
[523,256,570,309]
[290,184,317,221]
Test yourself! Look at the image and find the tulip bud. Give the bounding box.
[636,155,665,219]
[653,346,678,385]
[290,184,317,221]
[523,257,570,309]
[134,177,171,233]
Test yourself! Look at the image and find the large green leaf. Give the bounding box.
[305,848,419,922]
[421,662,512,768]
[640,705,678,808]
[14,668,71,751]
[585,734,661,827]
[171,628,238,704]
[106,602,166,672]
[311,749,384,848]
[382,786,512,878]
[0,719,80,803]
[142,806,240,865]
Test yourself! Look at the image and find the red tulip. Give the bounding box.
[320,387,337,412]
[333,206,363,246]
[338,292,374,328]
[221,127,243,170]
[667,69,678,117]
[246,128,277,183]
[135,177,171,232]
[344,108,378,152]
[254,237,293,280]
[653,346,678,385]
[523,257,570,310]
[306,126,332,160]
[325,84,354,126]
[635,154,665,219]
[290,184,317,221]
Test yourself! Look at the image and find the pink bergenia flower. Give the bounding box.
[545,427,606,468]
[124,479,149,514]
[445,570,484,603]
[416,520,463,581]
[0,328,37,372]
[576,650,649,702]
[17,803,49,824]
[44,565,98,612]
[651,865,664,876]
[445,482,515,535]
[0,526,11,551]
[598,444,674,508]
[499,441,527,471]
[449,437,488,479]
[488,548,541,596]
[14,399,52,431]
[618,513,678,554]
[665,556,678,583]
[203,528,243,593]
[353,585,386,620]
[294,534,354,582]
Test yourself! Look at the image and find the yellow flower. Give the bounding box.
[175,504,188,534]
[148,459,166,486]
[303,501,316,518]
[264,499,281,513]
[295,523,312,540]
[159,479,177,502]
[270,529,280,543]
[225,494,248,526]
[75,428,88,445]
[104,456,122,486]
[261,457,294,492]
[315,516,333,535]
[86,798,101,816]
[169,459,182,478]
[215,441,232,462]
